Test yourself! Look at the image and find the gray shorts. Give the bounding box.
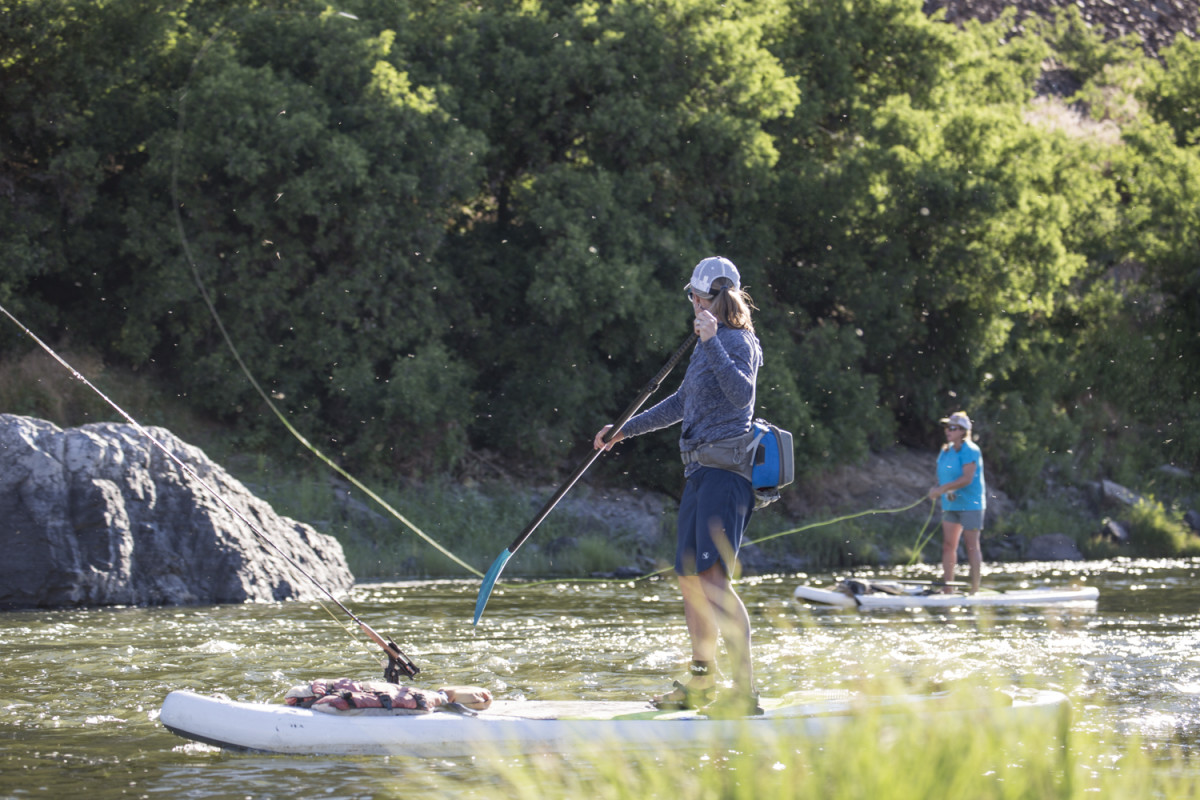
[942,509,984,530]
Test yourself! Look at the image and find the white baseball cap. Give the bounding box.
[688,256,741,296]
[939,412,972,431]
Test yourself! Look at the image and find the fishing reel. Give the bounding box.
[382,639,420,683]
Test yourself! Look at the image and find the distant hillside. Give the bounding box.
[925,0,1198,58]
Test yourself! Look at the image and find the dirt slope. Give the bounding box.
[925,0,1198,58]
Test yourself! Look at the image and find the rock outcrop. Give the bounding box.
[0,414,354,609]
[1024,532,1085,561]
[925,0,1198,59]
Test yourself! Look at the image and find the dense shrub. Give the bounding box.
[2,0,1197,497]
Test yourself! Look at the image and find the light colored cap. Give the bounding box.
[939,412,972,431]
[688,256,741,295]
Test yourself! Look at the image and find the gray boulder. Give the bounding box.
[0,414,354,609]
[1100,517,1130,544]
[1024,533,1084,562]
[1100,479,1143,507]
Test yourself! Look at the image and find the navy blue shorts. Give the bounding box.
[675,467,754,576]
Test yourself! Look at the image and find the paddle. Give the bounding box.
[472,332,699,625]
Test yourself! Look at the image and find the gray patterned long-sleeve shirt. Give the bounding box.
[620,325,762,477]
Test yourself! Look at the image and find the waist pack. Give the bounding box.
[749,419,794,491]
[684,419,794,507]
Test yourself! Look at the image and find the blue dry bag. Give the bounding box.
[749,419,794,508]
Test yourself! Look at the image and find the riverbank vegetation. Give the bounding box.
[3,0,1200,567]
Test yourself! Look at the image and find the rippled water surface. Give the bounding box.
[2,558,1198,798]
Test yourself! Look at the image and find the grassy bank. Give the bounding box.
[5,348,1198,580]
[237,453,1200,581]
[460,723,1190,800]
[234,456,666,580]
[233,453,955,580]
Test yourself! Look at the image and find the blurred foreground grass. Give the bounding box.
[353,674,1196,800]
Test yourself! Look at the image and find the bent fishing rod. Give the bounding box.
[0,301,419,681]
[473,331,699,625]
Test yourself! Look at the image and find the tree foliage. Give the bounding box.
[2,0,1198,492]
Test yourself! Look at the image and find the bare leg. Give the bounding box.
[941,521,964,592]
[650,575,717,707]
[962,529,982,593]
[678,574,719,671]
[676,564,754,691]
[663,501,755,708]
[697,563,754,692]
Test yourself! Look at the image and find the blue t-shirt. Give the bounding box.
[937,440,986,511]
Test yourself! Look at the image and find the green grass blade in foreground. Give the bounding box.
[420,675,1194,800]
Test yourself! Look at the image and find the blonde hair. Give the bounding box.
[708,278,756,333]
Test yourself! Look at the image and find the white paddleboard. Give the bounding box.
[794,580,1099,609]
[159,686,1067,756]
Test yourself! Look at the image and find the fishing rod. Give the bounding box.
[472,332,699,625]
[0,301,419,681]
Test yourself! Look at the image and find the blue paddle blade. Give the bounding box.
[473,548,514,625]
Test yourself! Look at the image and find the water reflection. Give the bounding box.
[0,558,1196,797]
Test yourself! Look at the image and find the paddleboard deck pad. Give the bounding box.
[160,687,1067,756]
[794,579,1099,609]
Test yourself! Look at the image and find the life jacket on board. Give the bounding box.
[284,677,492,713]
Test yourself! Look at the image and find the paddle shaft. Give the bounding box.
[502,332,698,558]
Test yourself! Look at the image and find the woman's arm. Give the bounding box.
[702,332,757,408]
[928,460,977,500]
[602,391,685,444]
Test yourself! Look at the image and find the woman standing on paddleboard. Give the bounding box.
[928,411,986,593]
[594,256,763,716]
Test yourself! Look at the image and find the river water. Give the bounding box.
[1,557,1197,798]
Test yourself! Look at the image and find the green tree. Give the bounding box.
[2,0,485,472]
[400,0,800,474]
[1,0,184,335]
[5,0,1200,495]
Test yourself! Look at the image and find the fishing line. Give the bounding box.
[169,21,481,578]
[0,301,418,677]
[905,503,941,566]
[746,495,934,550]
[520,494,938,588]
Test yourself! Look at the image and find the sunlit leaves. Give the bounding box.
[5,0,1200,482]
[1145,35,1200,146]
